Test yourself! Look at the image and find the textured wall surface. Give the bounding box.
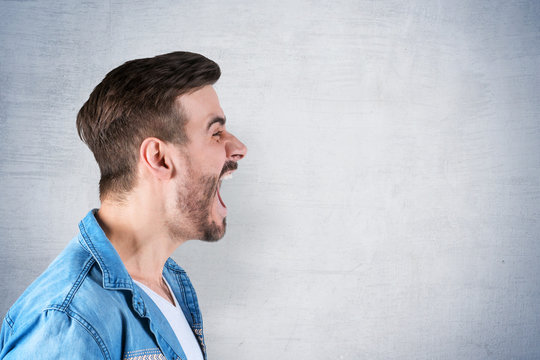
[1,1,539,359]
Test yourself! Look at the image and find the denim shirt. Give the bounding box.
[0,209,207,360]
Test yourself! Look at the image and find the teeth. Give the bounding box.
[221,173,233,180]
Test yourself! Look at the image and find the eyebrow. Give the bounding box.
[207,116,226,131]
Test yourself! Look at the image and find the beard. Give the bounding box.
[167,159,238,242]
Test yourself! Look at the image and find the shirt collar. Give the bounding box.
[78,208,133,290]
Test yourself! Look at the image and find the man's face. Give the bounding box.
[167,85,247,242]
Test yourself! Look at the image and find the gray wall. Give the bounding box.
[1,1,539,359]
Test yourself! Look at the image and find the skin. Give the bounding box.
[95,85,247,305]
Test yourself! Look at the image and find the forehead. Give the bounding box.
[177,85,224,131]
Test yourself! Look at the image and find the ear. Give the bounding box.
[139,137,173,180]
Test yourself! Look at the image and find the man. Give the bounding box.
[0,52,247,359]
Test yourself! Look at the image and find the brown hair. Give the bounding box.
[76,51,221,201]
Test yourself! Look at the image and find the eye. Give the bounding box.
[212,130,223,139]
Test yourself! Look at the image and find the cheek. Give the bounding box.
[200,150,227,173]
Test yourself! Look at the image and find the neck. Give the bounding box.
[95,191,188,287]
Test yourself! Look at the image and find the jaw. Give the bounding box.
[183,166,236,242]
[168,172,227,242]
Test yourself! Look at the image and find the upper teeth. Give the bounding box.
[221,173,233,180]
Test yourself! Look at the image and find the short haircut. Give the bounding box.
[76,51,221,201]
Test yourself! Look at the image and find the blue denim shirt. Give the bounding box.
[0,209,207,360]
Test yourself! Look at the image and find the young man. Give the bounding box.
[0,52,247,360]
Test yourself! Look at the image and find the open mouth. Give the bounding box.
[215,161,237,216]
[216,171,234,210]
[217,181,226,208]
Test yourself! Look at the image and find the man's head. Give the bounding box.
[77,52,247,241]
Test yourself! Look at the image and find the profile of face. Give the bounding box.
[167,85,247,242]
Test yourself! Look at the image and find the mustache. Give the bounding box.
[219,161,238,178]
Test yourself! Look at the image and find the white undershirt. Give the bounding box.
[133,278,204,360]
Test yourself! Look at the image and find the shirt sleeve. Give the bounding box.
[1,308,107,359]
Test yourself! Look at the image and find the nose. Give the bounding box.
[226,133,247,161]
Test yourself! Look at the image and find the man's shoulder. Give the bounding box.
[5,236,110,332]
[1,234,160,359]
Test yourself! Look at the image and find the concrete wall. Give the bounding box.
[1,1,539,359]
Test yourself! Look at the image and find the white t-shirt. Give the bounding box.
[134,279,204,360]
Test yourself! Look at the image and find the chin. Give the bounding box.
[200,217,227,242]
